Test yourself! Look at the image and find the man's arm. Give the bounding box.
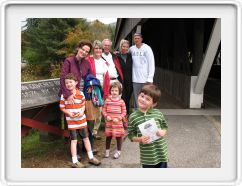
[146,46,155,83]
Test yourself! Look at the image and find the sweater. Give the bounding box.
[129,43,155,83]
[59,56,93,98]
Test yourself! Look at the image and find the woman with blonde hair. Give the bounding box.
[117,39,133,115]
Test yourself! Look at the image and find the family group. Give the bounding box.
[59,33,169,168]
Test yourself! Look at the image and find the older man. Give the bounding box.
[129,33,155,108]
[101,39,123,85]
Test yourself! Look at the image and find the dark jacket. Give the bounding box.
[117,52,133,85]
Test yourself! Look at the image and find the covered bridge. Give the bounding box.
[114,18,221,108]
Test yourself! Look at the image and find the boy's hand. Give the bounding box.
[69,112,76,118]
[107,116,112,121]
[156,129,166,137]
[141,136,150,144]
[67,95,75,104]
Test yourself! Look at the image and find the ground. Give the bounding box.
[21,130,107,168]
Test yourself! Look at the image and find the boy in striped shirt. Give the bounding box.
[60,73,100,168]
[128,84,168,168]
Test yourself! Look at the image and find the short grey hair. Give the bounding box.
[102,38,112,46]
[93,40,102,49]
[119,39,130,52]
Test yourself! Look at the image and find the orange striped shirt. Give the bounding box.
[59,89,87,130]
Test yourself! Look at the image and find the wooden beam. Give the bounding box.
[21,117,69,137]
[192,19,204,75]
[194,19,221,94]
[21,126,31,137]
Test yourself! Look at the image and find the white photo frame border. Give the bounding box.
[1,0,242,185]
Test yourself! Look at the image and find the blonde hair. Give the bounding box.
[119,39,130,52]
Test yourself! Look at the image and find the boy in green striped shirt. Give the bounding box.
[128,84,168,168]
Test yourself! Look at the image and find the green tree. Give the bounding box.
[107,23,116,42]
[21,18,117,81]
[57,27,92,57]
[89,20,111,41]
[22,18,83,64]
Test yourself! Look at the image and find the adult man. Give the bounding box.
[129,33,155,108]
[101,39,123,85]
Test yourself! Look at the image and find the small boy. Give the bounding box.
[128,84,168,168]
[59,73,101,168]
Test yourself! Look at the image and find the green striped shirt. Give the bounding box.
[128,108,168,165]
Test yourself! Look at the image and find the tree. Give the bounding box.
[22,18,84,64]
[89,20,111,41]
[57,27,92,57]
[21,18,117,80]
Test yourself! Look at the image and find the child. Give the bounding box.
[128,84,168,168]
[59,73,101,168]
[102,82,127,159]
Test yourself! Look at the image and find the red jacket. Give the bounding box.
[87,54,123,99]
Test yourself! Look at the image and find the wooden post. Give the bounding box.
[194,19,221,94]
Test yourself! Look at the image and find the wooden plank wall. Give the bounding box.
[154,67,191,108]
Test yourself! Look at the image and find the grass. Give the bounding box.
[21,129,66,159]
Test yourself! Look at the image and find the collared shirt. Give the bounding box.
[102,53,119,79]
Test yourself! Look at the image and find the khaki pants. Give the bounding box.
[93,107,102,135]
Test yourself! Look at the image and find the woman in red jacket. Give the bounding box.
[87,40,123,139]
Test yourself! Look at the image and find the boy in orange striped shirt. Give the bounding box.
[60,73,100,168]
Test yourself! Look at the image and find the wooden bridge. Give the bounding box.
[21,78,69,138]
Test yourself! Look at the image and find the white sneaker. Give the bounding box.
[113,151,121,159]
